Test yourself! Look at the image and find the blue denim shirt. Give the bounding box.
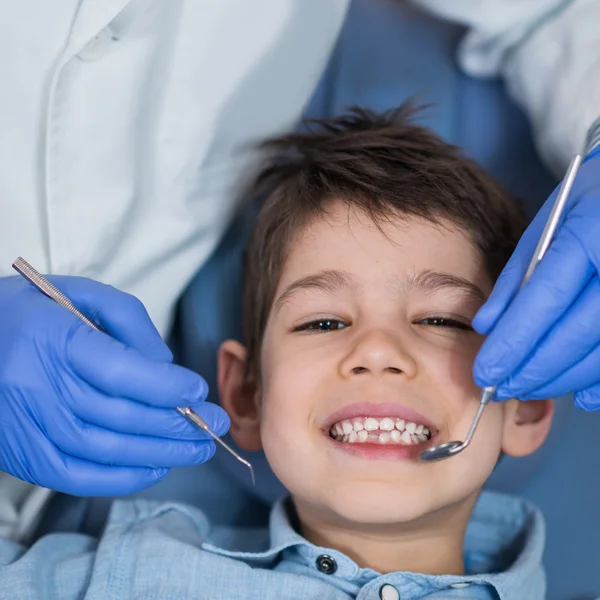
[0,490,544,599]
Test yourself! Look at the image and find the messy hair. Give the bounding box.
[242,103,526,378]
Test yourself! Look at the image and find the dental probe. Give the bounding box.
[12,257,255,486]
[420,153,584,462]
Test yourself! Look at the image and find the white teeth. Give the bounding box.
[330,416,433,445]
[380,417,395,431]
[364,417,379,431]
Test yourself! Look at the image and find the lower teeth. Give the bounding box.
[331,430,429,445]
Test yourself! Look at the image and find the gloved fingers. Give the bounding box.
[50,453,171,497]
[473,230,592,388]
[585,146,600,161]
[69,392,230,440]
[1,423,170,496]
[47,413,217,468]
[474,149,600,337]
[67,324,211,408]
[513,343,600,402]
[45,275,172,363]
[574,383,600,412]
[496,275,600,399]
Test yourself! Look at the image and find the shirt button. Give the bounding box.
[316,554,337,575]
[379,584,400,600]
[450,583,471,589]
[77,27,118,61]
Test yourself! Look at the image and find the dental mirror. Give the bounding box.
[420,153,583,463]
[420,387,494,461]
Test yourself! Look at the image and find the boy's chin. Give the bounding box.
[297,480,480,532]
[314,489,449,529]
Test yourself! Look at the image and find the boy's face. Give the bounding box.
[220,200,552,529]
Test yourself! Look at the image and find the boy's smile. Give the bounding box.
[324,401,436,461]
[219,199,552,574]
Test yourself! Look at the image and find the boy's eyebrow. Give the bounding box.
[409,269,487,302]
[274,269,355,312]
[274,268,486,312]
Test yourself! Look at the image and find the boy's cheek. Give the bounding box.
[457,403,506,472]
[421,346,482,407]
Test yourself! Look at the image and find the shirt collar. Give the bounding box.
[200,497,315,567]
[202,490,545,598]
[462,490,546,596]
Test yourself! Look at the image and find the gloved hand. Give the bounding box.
[473,147,600,410]
[0,275,230,496]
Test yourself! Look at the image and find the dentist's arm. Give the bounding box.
[413,0,600,407]
[413,0,600,175]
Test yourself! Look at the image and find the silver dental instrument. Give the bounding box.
[12,257,255,485]
[420,153,584,462]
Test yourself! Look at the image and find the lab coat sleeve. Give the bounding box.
[412,0,600,177]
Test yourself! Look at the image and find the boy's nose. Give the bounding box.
[339,329,418,379]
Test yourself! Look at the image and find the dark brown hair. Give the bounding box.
[242,103,526,377]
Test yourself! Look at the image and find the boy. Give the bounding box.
[0,105,553,599]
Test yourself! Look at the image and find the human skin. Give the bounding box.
[219,200,553,575]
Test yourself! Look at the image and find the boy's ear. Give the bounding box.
[501,398,554,458]
[217,340,262,452]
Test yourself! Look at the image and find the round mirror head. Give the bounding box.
[419,440,464,462]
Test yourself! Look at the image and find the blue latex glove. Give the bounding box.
[473,147,600,409]
[0,275,230,496]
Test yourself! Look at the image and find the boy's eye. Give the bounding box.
[418,316,473,331]
[293,319,348,333]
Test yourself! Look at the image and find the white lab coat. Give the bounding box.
[0,0,599,542]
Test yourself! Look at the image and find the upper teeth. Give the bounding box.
[330,417,431,445]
